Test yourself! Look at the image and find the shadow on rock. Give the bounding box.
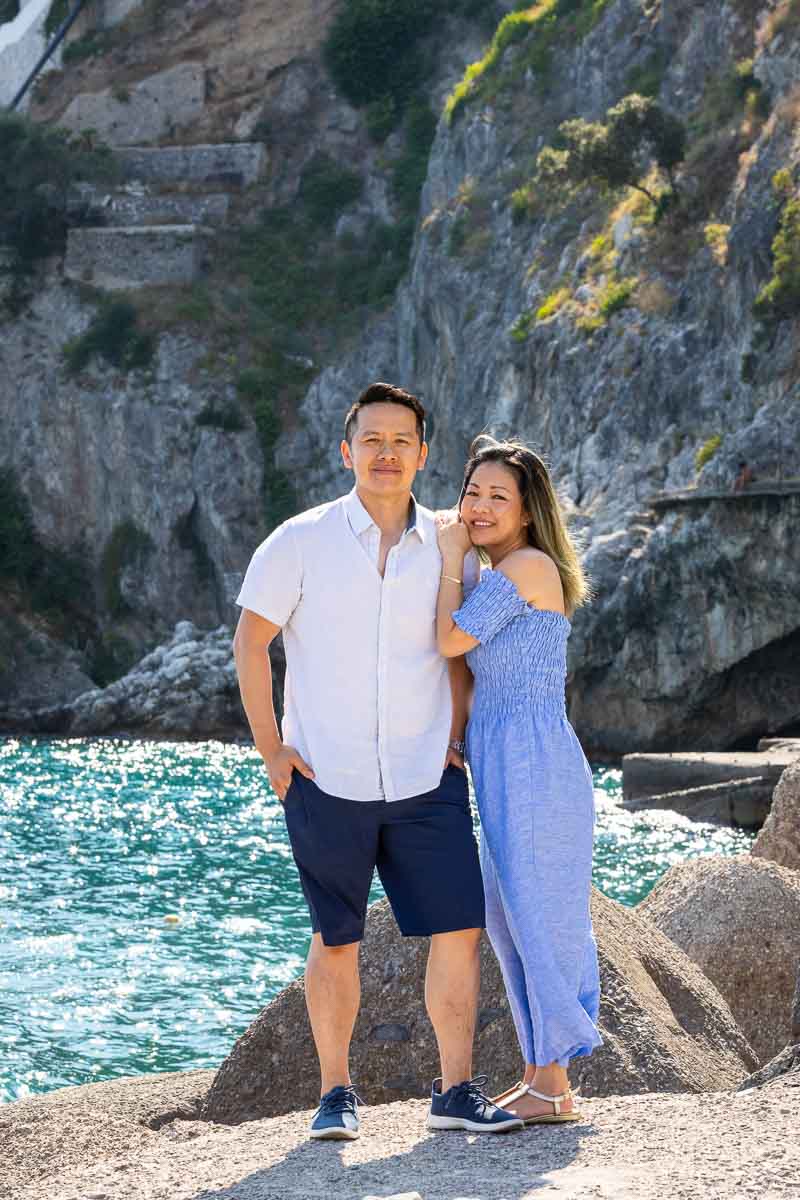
[191,1113,598,1200]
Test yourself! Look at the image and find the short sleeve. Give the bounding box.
[236,520,302,628]
[452,569,529,645]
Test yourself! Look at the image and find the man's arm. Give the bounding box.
[233,608,314,800]
[445,655,472,771]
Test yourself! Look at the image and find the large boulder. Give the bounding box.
[0,1068,214,1192]
[737,1044,800,1092]
[752,761,800,870]
[639,855,800,1064]
[201,889,757,1124]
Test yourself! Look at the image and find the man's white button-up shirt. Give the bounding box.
[236,489,452,802]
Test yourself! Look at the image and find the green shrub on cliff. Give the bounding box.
[298,154,363,230]
[101,521,154,617]
[0,110,117,281]
[44,0,68,36]
[236,363,301,528]
[754,176,800,322]
[536,95,686,206]
[325,0,488,130]
[391,98,437,218]
[0,1,20,26]
[625,47,668,98]
[695,435,722,474]
[598,275,637,317]
[324,0,437,113]
[446,0,613,123]
[0,468,92,626]
[63,299,155,375]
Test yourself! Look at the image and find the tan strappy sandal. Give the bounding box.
[501,1083,582,1125]
[491,1079,524,1106]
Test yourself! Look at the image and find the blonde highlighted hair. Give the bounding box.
[458,435,591,617]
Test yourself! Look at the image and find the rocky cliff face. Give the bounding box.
[3,0,799,750]
[280,0,800,752]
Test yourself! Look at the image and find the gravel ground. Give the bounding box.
[11,1074,799,1200]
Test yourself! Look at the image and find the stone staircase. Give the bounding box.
[63,142,268,290]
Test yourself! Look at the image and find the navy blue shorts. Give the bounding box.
[282,765,486,946]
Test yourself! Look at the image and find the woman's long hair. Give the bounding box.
[458,436,591,617]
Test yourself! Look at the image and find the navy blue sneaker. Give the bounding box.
[310,1085,363,1140]
[427,1075,524,1134]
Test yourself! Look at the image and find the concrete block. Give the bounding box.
[622,750,798,802]
[64,225,211,290]
[59,63,206,146]
[118,143,267,188]
[622,775,773,829]
[105,192,230,227]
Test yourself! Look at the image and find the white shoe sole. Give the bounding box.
[310,1125,360,1140]
[426,1113,524,1134]
[309,1123,359,1142]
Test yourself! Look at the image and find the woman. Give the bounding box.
[436,436,601,1125]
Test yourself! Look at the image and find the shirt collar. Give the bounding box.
[344,488,425,542]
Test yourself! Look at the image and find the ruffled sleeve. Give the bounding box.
[452,569,530,645]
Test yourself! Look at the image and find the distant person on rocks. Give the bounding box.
[234,383,523,1141]
[435,436,602,1126]
[733,461,755,492]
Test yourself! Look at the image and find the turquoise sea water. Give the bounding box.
[0,736,755,1105]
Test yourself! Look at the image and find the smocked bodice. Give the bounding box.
[453,569,570,720]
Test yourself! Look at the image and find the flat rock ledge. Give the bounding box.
[4,1074,799,1200]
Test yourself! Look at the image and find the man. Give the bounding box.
[733,460,755,492]
[233,382,522,1139]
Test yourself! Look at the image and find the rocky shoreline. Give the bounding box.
[5,1073,800,1200]
[2,758,799,1197]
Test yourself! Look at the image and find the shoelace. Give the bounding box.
[445,1074,493,1114]
[316,1086,364,1117]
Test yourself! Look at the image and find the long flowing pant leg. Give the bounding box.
[480,834,535,1064]
[483,759,602,1068]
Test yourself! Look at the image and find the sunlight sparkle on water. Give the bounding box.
[0,738,753,1104]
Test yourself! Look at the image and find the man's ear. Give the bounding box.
[341,439,353,469]
[417,441,428,470]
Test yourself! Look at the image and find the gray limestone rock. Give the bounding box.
[23,620,285,738]
[752,761,800,870]
[277,0,800,755]
[29,622,252,738]
[639,855,800,1064]
[737,1043,800,1092]
[0,1068,214,1192]
[0,279,265,719]
[201,888,756,1125]
[59,64,206,146]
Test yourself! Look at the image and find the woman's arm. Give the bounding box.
[436,520,480,658]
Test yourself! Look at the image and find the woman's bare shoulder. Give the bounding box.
[497,549,563,608]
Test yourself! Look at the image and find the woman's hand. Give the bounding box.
[436,509,472,558]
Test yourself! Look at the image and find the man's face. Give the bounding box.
[341,402,427,496]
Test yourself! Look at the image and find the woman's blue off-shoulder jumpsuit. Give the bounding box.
[453,568,602,1067]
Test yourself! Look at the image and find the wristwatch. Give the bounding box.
[449,738,466,755]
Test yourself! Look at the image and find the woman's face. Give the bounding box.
[460,461,527,552]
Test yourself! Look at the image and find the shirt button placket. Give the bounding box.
[378,545,396,802]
